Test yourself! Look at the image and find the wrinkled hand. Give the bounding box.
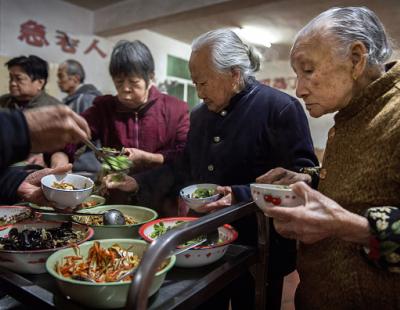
[256,167,311,185]
[17,164,72,205]
[24,105,91,153]
[195,186,234,213]
[103,173,138,192]
[263,182,348,244]
[124,148,163,169]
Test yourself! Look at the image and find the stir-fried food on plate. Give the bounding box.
[191,188,216,199]
[56,241,168,283]
[73,214,138,226]
[150,221,205,247]
[52,181,77,190]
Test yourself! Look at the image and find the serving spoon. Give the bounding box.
[37,209,126,226]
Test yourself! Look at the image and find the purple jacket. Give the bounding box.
[64,86,190,164]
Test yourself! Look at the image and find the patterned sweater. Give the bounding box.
[296,61,400,310]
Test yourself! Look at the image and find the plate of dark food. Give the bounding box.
[0,221,93,273]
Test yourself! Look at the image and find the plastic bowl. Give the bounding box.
[0,221,93,274]
[139,217,238,268]
[250,183,303,211]
[46,239,175,309]
[180,184,220,212]
[72,205,158,240]
[41,174,94,210]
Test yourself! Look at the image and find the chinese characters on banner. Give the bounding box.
[18,20,107,58]
[260,77,297,90]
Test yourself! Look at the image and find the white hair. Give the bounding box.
[192,29,261,84]
[292,7,392,67]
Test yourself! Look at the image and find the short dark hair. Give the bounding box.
[109,40,155,85]
[6,55,49,88]
[63,59,85,83]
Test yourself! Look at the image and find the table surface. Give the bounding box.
[0,244,257,310]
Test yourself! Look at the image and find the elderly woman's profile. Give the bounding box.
[259,6,400,309]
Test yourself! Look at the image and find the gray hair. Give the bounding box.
[293,7,392,67]
[109,40,155,85]
[63,59,85,83]
[192,29,261,84]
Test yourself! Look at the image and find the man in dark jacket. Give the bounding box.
[57,59,102,114]
[57,59,102,172]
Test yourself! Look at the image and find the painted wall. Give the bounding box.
[0,0,114,98]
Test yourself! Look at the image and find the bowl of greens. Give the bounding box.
[180,184,221,212]
[139,217,237,268]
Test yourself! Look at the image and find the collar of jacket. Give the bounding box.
[222,76,259,114]
[335,60,400,123]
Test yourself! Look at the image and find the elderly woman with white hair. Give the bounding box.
[258,6,400,309]
[105,29,318,308]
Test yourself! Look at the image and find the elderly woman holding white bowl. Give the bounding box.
[104,28,318,309]
[258,6,400,309]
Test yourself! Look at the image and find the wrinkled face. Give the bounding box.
[189,47,238,113]
[9,66,44,101]
[113,75,150,109]
[290,36,355,118]
[57,64,77,93]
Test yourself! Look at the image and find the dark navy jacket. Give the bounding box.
[0,110,30,204]
[136,79,318,275]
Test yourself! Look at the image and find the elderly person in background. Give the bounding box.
[258,7,400,309]
[49,40,189,174]
[0,55,61,110]
[104,29,318,309]
[57,59,102,114]
[0,55,61,166]
[57,59,102,173]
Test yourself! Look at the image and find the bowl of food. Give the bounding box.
[250,183,303,211]
[0,221,93,274]
[72,205,158,240]
[41,174,94,210]
[46,239,175,309]
[0,206,32,227]
[139,217,238,268]
[180,184,221,212]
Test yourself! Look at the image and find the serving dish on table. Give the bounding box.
[0,205,32,227]
[139,217,238,268]
[250,183,303,211]
[46,238,176,309]
[72,204,158,239]
[0,221,93,274]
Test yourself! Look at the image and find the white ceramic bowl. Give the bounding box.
[0,206,32,227]
[139,217,238,268]
[73,204,158,240]
[180,184,220,212]
[46,239,175,309]
[0,221,93,274]
[41,174,94,210]
[250,183,303,211]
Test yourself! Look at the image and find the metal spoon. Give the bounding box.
[71,275,96,283]
[103,209,126,225]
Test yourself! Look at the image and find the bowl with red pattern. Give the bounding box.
[250,183,303,211]
[139,217,238,268]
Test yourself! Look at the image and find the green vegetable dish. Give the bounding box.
[150,221,205,247]
[191,188,216,199]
